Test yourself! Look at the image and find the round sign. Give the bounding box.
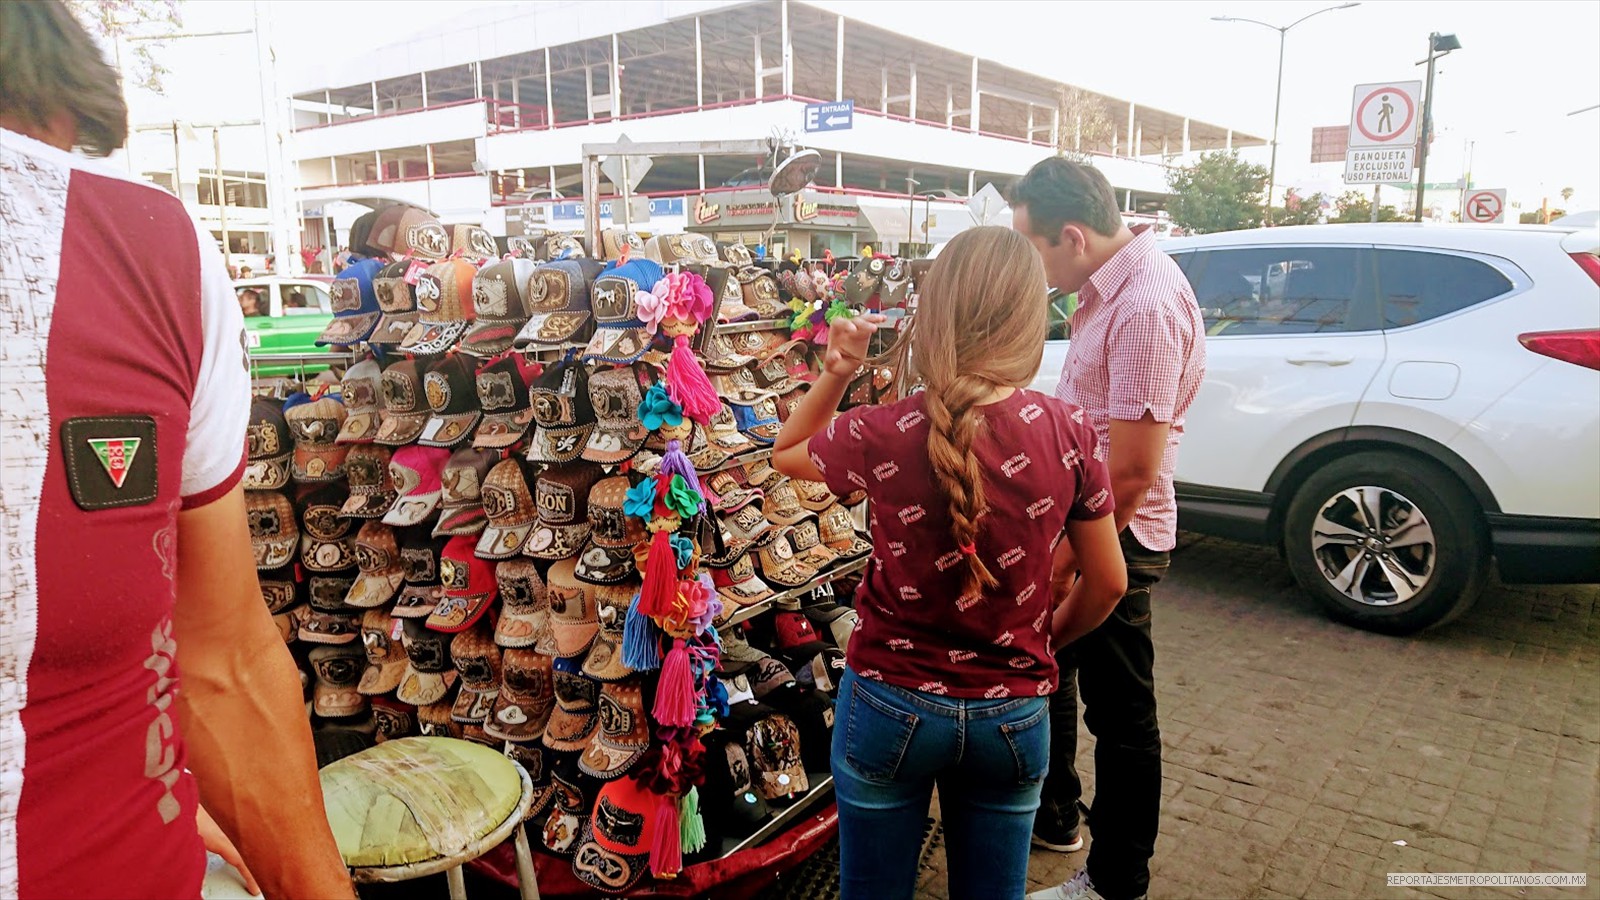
[1355,87,1416,144]
[1464,191,1503,223]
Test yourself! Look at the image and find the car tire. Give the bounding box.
[1283,451,1487,634]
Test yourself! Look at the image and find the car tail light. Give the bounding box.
[1519,329,1600,370]
[1572,252,1600,286]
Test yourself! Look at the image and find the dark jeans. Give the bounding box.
[833,668,1050,900]
[1041,530,1169,900]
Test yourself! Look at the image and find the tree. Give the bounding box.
[1328,190,1404,223]
[1054,86,1117,163]
[1520,209,1566,225]
[1271,189,1333,227]
[1560,186,1575,205]
[64,0,183,94]
[1165,152,1268,234]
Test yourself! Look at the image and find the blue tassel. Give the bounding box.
[622,594,663,671]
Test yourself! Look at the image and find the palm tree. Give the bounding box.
[1560,187,1575,205]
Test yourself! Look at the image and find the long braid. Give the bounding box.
[922,353,1000,599]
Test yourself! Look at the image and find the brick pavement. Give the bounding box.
[913,535,1600,900]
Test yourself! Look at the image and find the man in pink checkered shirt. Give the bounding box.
[1012,158,1207,900]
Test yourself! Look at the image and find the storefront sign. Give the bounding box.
[690,190,861,231]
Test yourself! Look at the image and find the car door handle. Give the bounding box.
[1286,352,1354,366]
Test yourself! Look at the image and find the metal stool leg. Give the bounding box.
[512,822,541,900]
[446,864,467,900]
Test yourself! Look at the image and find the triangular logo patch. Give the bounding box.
[87,437,142,489]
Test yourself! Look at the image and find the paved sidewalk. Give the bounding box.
[914,535,1600,900]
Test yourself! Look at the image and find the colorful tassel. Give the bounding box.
[652,639,696,728]
[622,595,663,671]
[679,787,706,854]
[638,527,678,617]
[650,791,683,877]
[666,333,721,423]
[659,439,704,499]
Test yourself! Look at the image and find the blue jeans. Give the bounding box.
[833,667,1050,900]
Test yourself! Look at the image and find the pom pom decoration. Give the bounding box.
[638,527,679,617]
[658,440,705,500]
[636,383,684,432]
[663,473,704,520]
[665,333,720,424]
[679,787,706,854]
[622,594,664,671]
[653,271,721,423]
[623,479,657,520]
[650,790,683,878]
[653,639,697,728]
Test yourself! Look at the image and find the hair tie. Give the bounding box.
[958,542,978,556]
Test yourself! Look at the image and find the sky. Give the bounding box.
[134,0,1600,213]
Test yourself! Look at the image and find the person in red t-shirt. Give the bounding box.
[0,4,351,897]
[772,226,1129,900]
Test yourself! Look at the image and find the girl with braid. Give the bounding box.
[773,226,1128,900]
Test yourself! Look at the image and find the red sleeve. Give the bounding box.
[806,406,873,499]
[1064,412,1114,521]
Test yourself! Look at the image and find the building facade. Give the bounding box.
[287,0,1262,259]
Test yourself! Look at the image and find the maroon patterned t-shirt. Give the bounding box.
[808,389,1112,699]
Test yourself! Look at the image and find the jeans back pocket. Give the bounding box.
[998,702,1050,786]
[843,678,920,784]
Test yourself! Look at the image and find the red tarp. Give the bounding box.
[469,803,838,899]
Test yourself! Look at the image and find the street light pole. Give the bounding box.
[1413,31,1461,222]
[1213,2,1360,226]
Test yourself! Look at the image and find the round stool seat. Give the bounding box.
[320,736,525,871]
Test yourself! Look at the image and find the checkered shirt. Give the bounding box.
[1055,226,1206,551]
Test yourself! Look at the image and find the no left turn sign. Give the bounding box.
[1464,189,1507,224]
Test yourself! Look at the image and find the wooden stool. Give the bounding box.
[319,736,541,900]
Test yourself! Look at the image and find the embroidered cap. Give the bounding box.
[485,647,555,742]
[309,644,368,719]
[476,458,539,560]
[472,354,539,449]
[397,618,459,705]
[345,521,405,608]
[573,477,644,585]
[417,354,481,449]
[434,446,499,537]
[579,584,637,683]
[244,397,293,491]
[449,626,503,724]
[357,608,408,695]
[373,359,432,446]
[525,464,602,562]
[285,395,349,483]
[427,534,498,632]
[512,259,604,349]
[337,444,397,520]
[316,259,382,346]
[394,528,448,618]
[369,260,420,347]
[400,259,478,356]
[818,503,872,561]
[748,714,810,799]
[383,445,451,527]
[541,657,601,752]
[577,680,649,781]
[545,559,599,657]
[247,491,298,570]
[335,359,384,444]
[571,775,658,895]
[525,360,596,465]
[493,558,547,649]
[582,367,648,466]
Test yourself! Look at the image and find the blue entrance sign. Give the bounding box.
[804,100,854,133]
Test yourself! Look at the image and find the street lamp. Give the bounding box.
[1414,31,1462,222]
[1213,2,1360,225]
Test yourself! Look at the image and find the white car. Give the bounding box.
[1034,223,1600,633]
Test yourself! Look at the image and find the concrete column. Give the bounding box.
[836,152,843,188]
[475,61,483,99]
[880,67,887,113]
[1162,134,1169,160]
[946,85,954,128]
[374,149,382,182]
[753,35,763,98]
[969,57,980,132]
[908,63,917,120]
[511,80,520,128]
[1226,129,1233,151]
[1135,123,1142,158]
[611,33,621,117]
[781,0,792,95]
[1182,117,1191,156]
[1125,189,1133,212]
[545,48,554,125]
[1125,101,1135,157]
[835,16,844,100]
[421,70,428,108]
[967,170,975,195]
[369,83,377,115]
[696,18,704,107]
[1052,106,1061,150]
[698,155,705,190]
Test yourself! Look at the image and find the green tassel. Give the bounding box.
[679,786,706,854]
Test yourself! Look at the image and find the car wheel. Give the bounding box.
[1283,451,1487,634]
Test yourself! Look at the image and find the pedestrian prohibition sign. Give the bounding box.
[1464,189,1507,224]
[1347,81,1422,148]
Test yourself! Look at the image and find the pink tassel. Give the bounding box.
[667,333,720,424]
[653,639,696,728]
[638,528,678,617]
[650,791,683,877]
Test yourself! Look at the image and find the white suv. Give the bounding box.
[1034,223,1600,633]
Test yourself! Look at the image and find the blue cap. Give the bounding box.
[316,257,384,346]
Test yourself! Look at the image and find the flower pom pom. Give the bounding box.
[638,281,671,335]
[637,383,684,432]
[624,479,658,521]
[664,473,704,519]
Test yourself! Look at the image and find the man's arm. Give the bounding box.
[1107,413,1169,534]
[173,485,355,900]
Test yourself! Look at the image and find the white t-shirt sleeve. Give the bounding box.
[181,218,250,506]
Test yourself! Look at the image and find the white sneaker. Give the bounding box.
[1027,868,1104,900]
